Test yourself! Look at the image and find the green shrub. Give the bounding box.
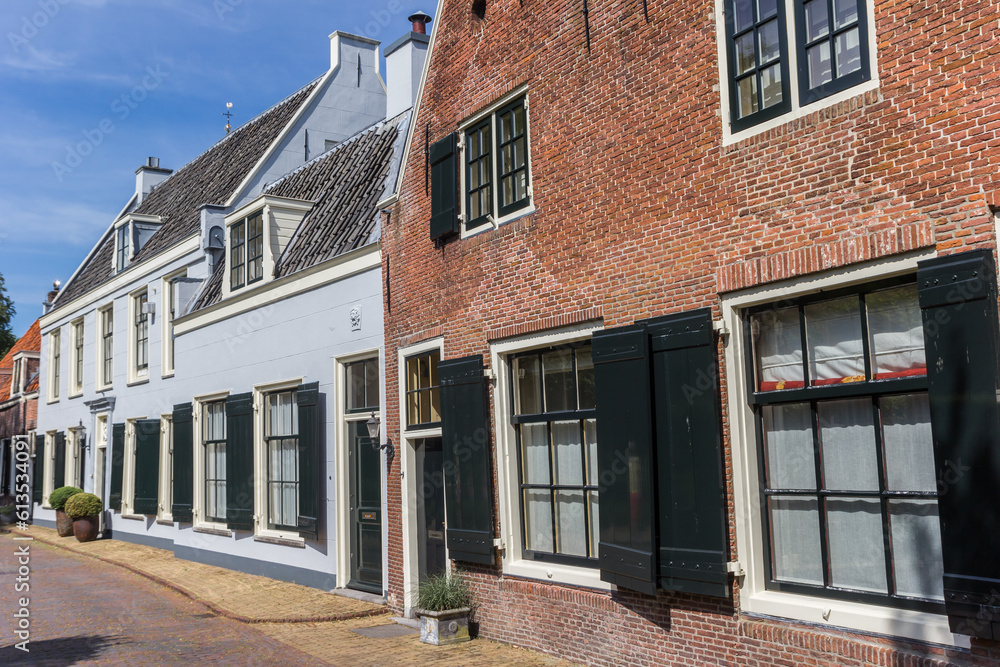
[49,486,83,511]
[417,570,473,612]
[64,492,102,519]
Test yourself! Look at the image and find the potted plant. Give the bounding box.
[64,492,102,543]
[0,504,15,525]
[416,570,474,646]
[49,486,83,537]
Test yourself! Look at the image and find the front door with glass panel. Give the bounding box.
[415,437,446,581]
[346,359,382,594]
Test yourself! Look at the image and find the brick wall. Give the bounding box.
[382,0,1000,664]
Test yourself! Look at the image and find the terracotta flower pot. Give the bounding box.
[56,509,75,537]
[72,515,100,542]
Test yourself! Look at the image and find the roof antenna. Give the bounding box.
[223,102,234,134]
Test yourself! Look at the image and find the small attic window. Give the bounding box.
[114,215,163,273]
[116,224,131,272]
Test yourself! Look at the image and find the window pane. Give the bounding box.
[576,347,595,410]
[514,355,542,415]
[514,137,526,169]
[834,0,858,28]
[735,32,756,75]
[524,489,553,552]
[512,104,524,136]
[738,75,758,118]
[804,0,829,41]
[769,495,823,585]
[835,27,861,76]
[754,307,803,390]
[826,498,887,593]
[889,500,944,600]
[881,394,936,492]
[806,297,865,385]
[555,490,587,557]
[585,419,598,486]
[762,404,816,490]
[807,42,833,88]
[502,175,514,207]
[760,63,783,109]
[588,491,600,558]
[757,0,777,19]
[758,19,780,64]
[867,284,924,379]
[734,0,754,32]
[520,423,550,485]
[818,398,878,491]
[552,421,583,486]
[542,348,575,412]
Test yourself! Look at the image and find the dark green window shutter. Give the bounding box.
[53,432,66,490]
[592,325,658,595]
[649,309,729,598]
[918,249,1000,639]
[429,132,459,240]
[172,403,194,522]
[32,435,44,504]
[296,383,321,540]
[110,423,125,511]
[439,355,494,565]
[133,419,161,515]
[226,392,255,531]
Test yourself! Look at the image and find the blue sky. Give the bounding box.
[0,0,437,337]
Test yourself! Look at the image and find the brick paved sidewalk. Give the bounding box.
[3,526,578,666]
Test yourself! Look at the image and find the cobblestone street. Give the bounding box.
[0,528,577,666]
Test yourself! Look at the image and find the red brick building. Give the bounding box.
[380,1,1000,664]
[0,320,41,499]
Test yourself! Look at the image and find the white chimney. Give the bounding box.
[135,157,172,205]
[329,31,381,76]
[384,12,432,119]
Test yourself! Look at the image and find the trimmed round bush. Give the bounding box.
[49,486,84,511]
[64,492,102,519]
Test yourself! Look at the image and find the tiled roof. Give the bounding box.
[0,319,41,398]
[55,82,319,306]
[192,111,405,311]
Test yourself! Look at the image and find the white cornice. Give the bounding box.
[41,234,201,330]
[174,242,380,336]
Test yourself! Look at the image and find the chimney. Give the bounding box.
[135,157,172,205]
[43,280,60,314]
[384,12,432,118]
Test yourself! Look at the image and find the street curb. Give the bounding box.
[23,531,390,625]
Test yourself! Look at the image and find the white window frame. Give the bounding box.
[157,414,173,522]
[253,376,305,544]
[192,390,231,533]
[41,431,57,507]
[120,417,147,517]
[458,86,535,240]
[397,337,445,613]
[715,0,880,145]
[47,328,61,403]
[114,220,132,273]
[335,349,383,591]
[66,427,82,489]
[69,317,84,397]
[128,288,150,384]
[10,357,22,398]
[94,413,109,533]
[489,322,610,591]
[96,303,114,391]
[161,270,186,378]
[720,249,967,647]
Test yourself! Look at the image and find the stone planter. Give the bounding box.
[72,515,100,542]
[417,607,471,645]
[56,509,75,537]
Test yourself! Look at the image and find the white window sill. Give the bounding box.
[68,390,83,399]
[120,513,146,521]
[503,558,611,591]
[95,383,113,393]
[742,589,967,648]
[155,517,174,526]
[127,378,150,387]
[161,372,174,380]
[254,531,305,548]
[460,204,535,240]
[193,524,232,537]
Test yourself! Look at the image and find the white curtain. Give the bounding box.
[889,499,944,600]
[769,496,823,585]
[867,285,926,378]
[805,297,865,384]
[762,403,816,490]
[826,498,887,593]
[755,307,804,389]
[817,399,878,491]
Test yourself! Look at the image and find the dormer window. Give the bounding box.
[114,214,163,274]
[229,212,264,290]
[10,359,22,397]
[116,224,131,272]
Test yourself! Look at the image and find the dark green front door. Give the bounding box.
[349,421,382,593]
[416,437,446,582]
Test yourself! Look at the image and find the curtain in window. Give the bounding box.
[754,307,804,390]
[868,285,926,379]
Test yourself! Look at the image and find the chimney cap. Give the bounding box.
[408,11,432,33]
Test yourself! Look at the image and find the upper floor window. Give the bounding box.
[405,352,440,428]
[48,329,61,401]
[131,291,149,380]
[723,0,871,132]
[98,305,113,389]
[265,389,299,532]
[745,279,942,611]
[10,359,22,397]
[116,224,131,272]
[70,319,84,395]
[163,272,188,377]
[229,212,264,291]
